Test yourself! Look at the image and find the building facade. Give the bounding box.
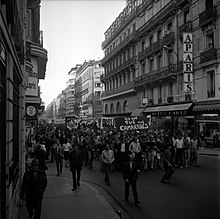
[0,0,47,219]
[101,0,220,140]
[74,60,104,119]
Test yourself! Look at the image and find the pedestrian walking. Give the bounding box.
[20,159,47,219]
[129,137,142,171]
[160,138,174,183]
[63,138,72,168]
[101,143,115,186]
[174,135,184,168]
[69,144,83,191]
[189,136,200,167]
[122,152,140,206]
[54,139,64,176]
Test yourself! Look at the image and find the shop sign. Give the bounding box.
[115,116,148,131]
[151,110,187,117]
[197,114,220,121]
[26,57,38,96]
[183,33,193,93]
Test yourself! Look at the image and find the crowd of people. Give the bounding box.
[21,121,204,217]
[26,121,202,178]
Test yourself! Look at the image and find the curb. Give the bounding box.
[199,153,220,157]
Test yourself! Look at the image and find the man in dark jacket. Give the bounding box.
[69,144,83,191]
[122,152,140,206]
[20,159,47,219]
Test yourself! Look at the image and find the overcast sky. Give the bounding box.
[39,0,126,107]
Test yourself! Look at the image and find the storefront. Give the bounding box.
[193,100,220,147]
[144,102,194,135]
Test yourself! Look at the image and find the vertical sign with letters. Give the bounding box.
[183,33,193,93]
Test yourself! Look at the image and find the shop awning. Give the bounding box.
[131,108,144,117]
[193,104,220,112]
[144,103,193,113]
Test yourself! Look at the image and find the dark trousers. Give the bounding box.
[103,163,111,184]
[175,148,183,166]
[71,168,81,189]
[161,165,174,180]
[55,158,63,174]
[26,199,42,219]
[125,180,138,203]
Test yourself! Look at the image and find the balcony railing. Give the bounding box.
[102,31,136,64]
[103,56,136,80]
[200,48,217,64]
[176,0,191,7]
[199,6,217,28]
[138,34,174,61]
[163,32,175,46]
[135,63,178,87]
[101,81,135,98]
[152,39,164,54]
[136,1,175,39]
[179,21,192,38]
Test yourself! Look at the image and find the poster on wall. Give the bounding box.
[26,57,38,96]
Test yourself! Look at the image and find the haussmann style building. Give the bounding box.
[101,0,220,146]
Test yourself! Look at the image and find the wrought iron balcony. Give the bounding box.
[103,56,136,80]
[179,21,192,38]
[176,0,191,7]
[102,32,136,64]
[199,6,217,28]
[101,81,135,98]
[152,39,164,54]
[136,1,175,39]
[163,32,175,46]
[200,48,217,64]
[135,64,178,87]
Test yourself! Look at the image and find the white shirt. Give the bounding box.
[174,139,184,149]
[101,149,115,164]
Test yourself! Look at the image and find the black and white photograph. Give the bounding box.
[0,0,220,219]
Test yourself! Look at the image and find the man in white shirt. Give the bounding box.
[101,143,115,186]
[174,135,184,168]
[129,137,142,171]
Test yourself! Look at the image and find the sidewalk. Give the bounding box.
[18,163,121,219]
[199,147,220,157]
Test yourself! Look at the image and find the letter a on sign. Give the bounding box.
[183,33,192,43]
